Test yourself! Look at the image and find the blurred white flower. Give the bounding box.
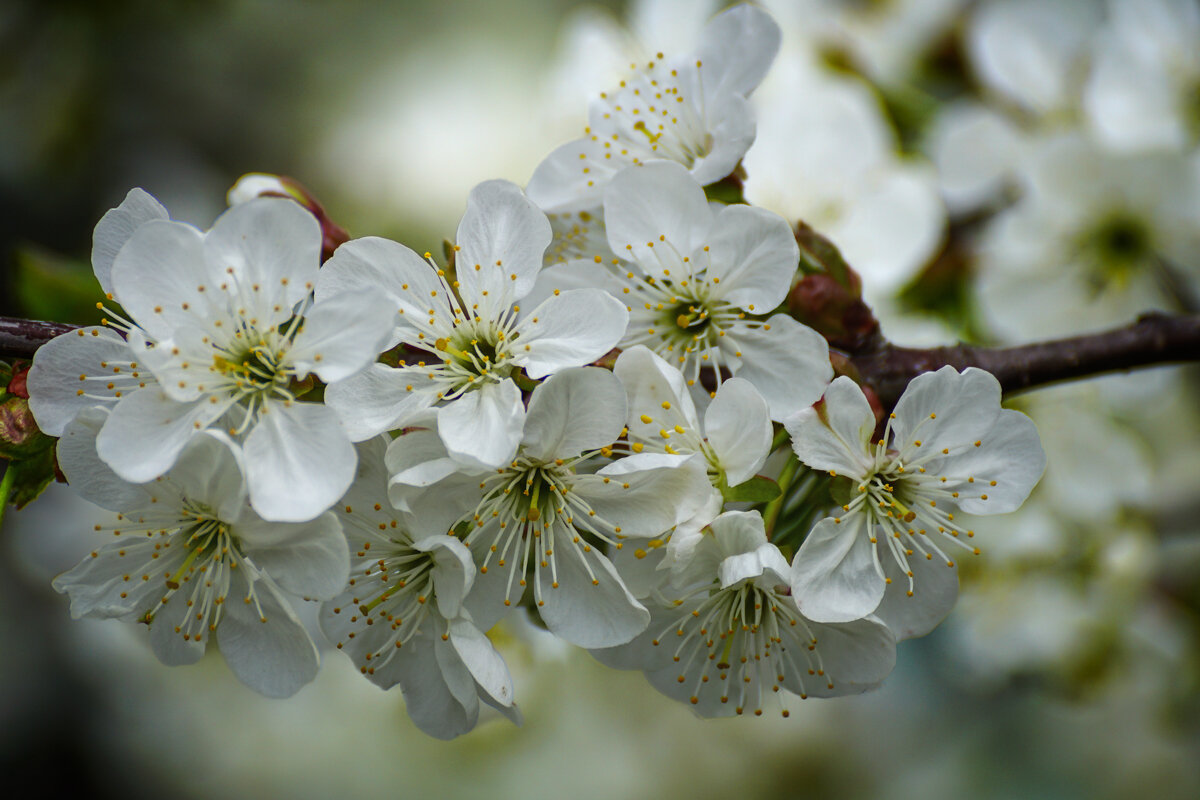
[744,53,945,299]
[1084,0,1200,153]
[527,3,780,213]
[975,134,1200,342]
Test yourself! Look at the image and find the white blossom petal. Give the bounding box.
[96,388,233,483]
[520,367,627,463]
[243,401,356,522]
[324,364,439,442]
[27,327,144,436]
[784,375,876,478]
[726,314,831,420]
[513,289,628,379]
[455,180,551,308]
[790,515,885,623]
[703,203,798,311]
[238,512,349,600]
[92,188,169,297]
[436,380,525,469]
[603,162,712,278]
[704,378,771,486]
[535,541,649,648]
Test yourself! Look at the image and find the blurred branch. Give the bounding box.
[850,312,1200,409]
[0,317,77,359]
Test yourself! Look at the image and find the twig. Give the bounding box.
[849,312,1200,409]
[0,318,78,359]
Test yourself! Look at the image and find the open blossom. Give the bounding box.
[593,511,897,717]
[527,2,781,214]
[320,438,517,740]
[53,408,348,698]
[784,367,1045,638]
[538,161,832,419]
[612,344,771,580]
[29,192,395,522]
[387,367,712,648]
[315,179,628,469]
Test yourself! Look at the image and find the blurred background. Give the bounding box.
[2,0,1199,798]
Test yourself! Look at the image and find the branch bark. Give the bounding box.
[2,312,1198,409]
[849,312,1200,410]
[0,317,78,359]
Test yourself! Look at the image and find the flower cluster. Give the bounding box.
[26,3,1046,738]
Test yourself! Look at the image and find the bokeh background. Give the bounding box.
[2,1,1199,798]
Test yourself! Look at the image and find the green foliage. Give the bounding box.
[719,473,781,504]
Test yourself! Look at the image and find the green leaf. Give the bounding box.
[7,446,58,509]
[14,245,103,324]
[719,474,781,505]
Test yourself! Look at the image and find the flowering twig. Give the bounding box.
[3,312,1199,408]
[849,312,1200,410]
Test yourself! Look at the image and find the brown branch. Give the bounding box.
[0,317,78,359]
[850,312,1200,410]
[2,312,1198,411]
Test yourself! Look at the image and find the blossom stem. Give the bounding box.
[0,464,15,527]
[763,454,799,538]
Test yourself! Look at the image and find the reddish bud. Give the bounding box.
[7,362,29,399]
[228,173,350,262]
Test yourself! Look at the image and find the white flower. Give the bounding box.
[974,134,1200,342]
[34,192,396,522]
[316,179,628,469]
[1084,0,1200,153]
[28,188,168,436]
[539,161,831,420]
[784,367,1045,638]
[593,510,897,717]
[526,2,780,213]
[387,367,712,649]
[52,407,349,698]
[743,53,945,299]
[611,344,772,581]
[320,437,517,740]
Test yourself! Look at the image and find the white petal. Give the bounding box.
[395,631,478,739]
[96,388,233,483]
[315,236,448,347]
[704,203,798,311]
[287,289,395,382]
[891,366,1001,458]
[513,289,628,379]
[166,431,249,521]
[92,188,169,296]
[53,536,176,620]
[614,345,699,425]
[27,327,144,436]
[603,162,712,279]
[455,180,551,308]
[575,453,711,538]
[726,314,831,420]
[704,378,772,486]
[413,535,475,620]
[937,409,1045,514]
[798,616,897,697]
[238,512,349,600]
[526,135,620,214]
[110,219,212,341]
[324,364,439,442]
[520,367,627,463]
[203,197,320,311]
[535,539,649,648]
[872,551,959,641]
[437,380,525,469]
[56,407,152,511]
[789,515,886,623]
[784,376,875,477]
[448,616,514,708]
[693,3,780,98]
[688,93,758,186]
[217,571,320,698]
[243,401,355,522]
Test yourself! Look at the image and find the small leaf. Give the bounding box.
[7,446,59,509]
[719,474,781,504]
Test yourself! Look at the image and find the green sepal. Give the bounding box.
[719,474,781,505]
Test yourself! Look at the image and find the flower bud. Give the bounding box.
[227,173,350,262]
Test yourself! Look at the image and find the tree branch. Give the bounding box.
[849,312,1200,410]
[2,312,1199,411]
[0,318,78,359]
